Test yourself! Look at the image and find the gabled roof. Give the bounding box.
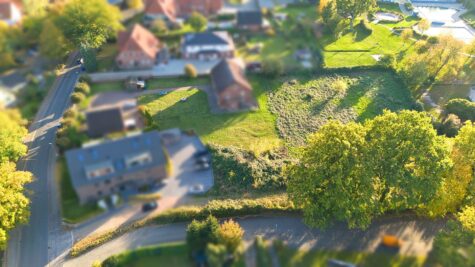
[0,0,20,21]
[144,0,177,21]
[237,11,263,26]
[211,59,252,93]
[65,131,167,188]
[117,24,160,59]
[183,31,232,46]
[86,106,125,137]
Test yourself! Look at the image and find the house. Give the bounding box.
[181,31,235,60]
[237,11,264,31]
[86,107,127,138]
[116,24,160,69]
[65,131,169,204]
[210,59,257,111]
[144,0,223,22]
[0,0,21,26]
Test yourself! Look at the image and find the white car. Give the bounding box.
[188,184,205,195]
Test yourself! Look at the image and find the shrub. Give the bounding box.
[151,19,168,36]
[446,98,475,121]
[184,64,198,78]
[262,58,284,77]
[74,82,90,95]
[187,12,207,32]
[70,92,86,104]
[209,145,290,195]
[79,75,92,84]
[186,216,220,253]
[438,114,462,137]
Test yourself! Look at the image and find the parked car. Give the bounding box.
[381,235,402,248]
[159,91,168,96]
[141,201,158,212]
[188,184,205,195]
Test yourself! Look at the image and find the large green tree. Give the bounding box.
[0,109,28,164]
[39,19,71,60]
[0,162,33,250]
[186,216,220,253]
[287,121,376,228]
[56,0,122,49]
[334,0,375,28]
[187,12,208,32]
[288,111,452,229]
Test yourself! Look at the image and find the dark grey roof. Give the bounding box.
[86,107,125,137]
[237,11,263,26]
[65,131,167,188]
[183,32,230,46]
[211,59,252,93]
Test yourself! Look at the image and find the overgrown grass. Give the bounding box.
[268,71,414,145]
[275,243,426,267]
[56,157,102,224]
[139,76,282,154]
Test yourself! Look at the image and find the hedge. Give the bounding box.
[70,195,297,258]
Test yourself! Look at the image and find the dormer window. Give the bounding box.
[125,151,153,169]
[85,161,115,179]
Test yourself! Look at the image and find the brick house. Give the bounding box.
[116,24,160,69]
[181,31,234,60]
[144,0,223,22]
[65,131,170,204]
[0,0,21,26]
[210,59,257,111]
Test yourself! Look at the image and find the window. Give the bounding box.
[125,152,153,169]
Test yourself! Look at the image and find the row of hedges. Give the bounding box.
[446,98,475,122]
[70,195,297,257]
[209,145,292,195]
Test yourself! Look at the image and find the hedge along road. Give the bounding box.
[64,215,446,266]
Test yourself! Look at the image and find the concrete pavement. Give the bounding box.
[64,215,446,266]
[5,55,81,267]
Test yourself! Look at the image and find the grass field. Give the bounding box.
[56,158,102,224]
[276,245,426,267]
[268,71,414,145]
[101,242,245,267]
[139,76,282,154]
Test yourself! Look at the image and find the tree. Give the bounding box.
[218,220,244,254]
[39,19,71,60]
[0,162,33,250]
[56,0,122,49]
[0,109,28,164]
[417,18,430,34]
[186,216,220,253]
[425,35,465,81]
[287,121,377,229]
[184,64,198,78]
[400,28,413,50]
[321,0,337,26]
[334,0,375,29]
[439,113,462,137]
[459,205,475,232]
[126,0,143,9]
[70,92,86,104]
[74,82,91,95]
[187,12,207,32]
[365,110,451,212]
[151,19,168,36]
[446,98,475,121]
[206,243,228,267]
[0,23,16,70]
[262,58,284,77]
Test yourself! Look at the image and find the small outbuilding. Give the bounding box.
[237,11,264,31]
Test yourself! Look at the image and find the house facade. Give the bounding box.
[65,131,169,204]
[144,0,223,21]
[237,11,263,31]
[181,31,234,60]
[0,0,21,26]
[210,59,256,111]
[116,24,160,69]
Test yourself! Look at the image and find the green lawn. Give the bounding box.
[139,76,282,154]
[268,71,414,145]
[57,157,102,224]
[276,245,426,267]
[321,23,414,68]
[101,242,245,267]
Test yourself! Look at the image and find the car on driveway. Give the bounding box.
[381,235,402,248]
[188,184,205,195]
[142,201,158,212]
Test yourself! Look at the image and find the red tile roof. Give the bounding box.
[0,0,21,21]
[117,24,160,59]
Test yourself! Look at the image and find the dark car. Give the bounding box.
[141,201,158,212]
[193,150,209,159]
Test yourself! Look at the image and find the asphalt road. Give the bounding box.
[64,215,446,266]
[5,56,81,267]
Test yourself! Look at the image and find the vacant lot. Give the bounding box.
[268,71,414,145]
[139,76,282,154]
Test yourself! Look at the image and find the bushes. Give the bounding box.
[70,195,296,257]
[262,58,284,77]
[74,82,90,95]
[446,98,475,122]
[70,92,86,104]
[184,64,198,78]
[209,145,290,195]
